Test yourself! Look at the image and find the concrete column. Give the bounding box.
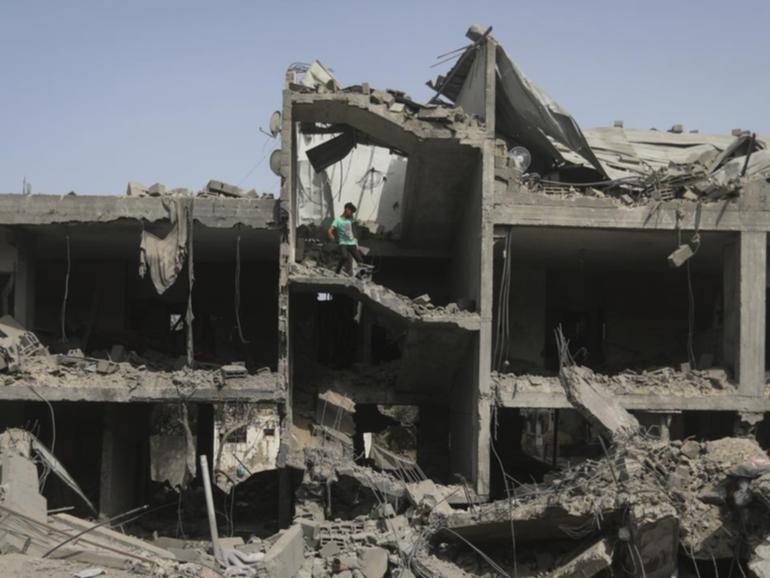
[278,467,292,529]
[636,411,675,441]
[724,232,766,396]
[99,405,138,516]
[472,36,499,498]
[359,310,373,365]
[13,232,35,328]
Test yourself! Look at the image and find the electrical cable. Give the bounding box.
[234,232,248,344]
[28,386,55,491]
[490,432,518,578]
[60,234,70,343]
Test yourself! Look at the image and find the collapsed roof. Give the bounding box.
[431,26,770,200]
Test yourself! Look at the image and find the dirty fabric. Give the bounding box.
[139,198,191,295]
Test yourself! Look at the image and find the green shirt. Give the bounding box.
[332,216,357,246]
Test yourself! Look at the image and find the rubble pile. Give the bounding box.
[440,433,770,576]
[290,60,486,143]
[516,136,770,206]
[0,315,275,397]
[494,365,735,399]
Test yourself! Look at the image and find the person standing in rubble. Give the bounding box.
[329,202,364,275]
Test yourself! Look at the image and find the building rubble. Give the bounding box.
[2,21,770,578]
[3,386,770,577]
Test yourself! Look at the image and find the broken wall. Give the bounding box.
[296,134,407,233]
[213,403,280,492]
[454,42,488,121]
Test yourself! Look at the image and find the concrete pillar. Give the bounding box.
[278,468,293,529]
[99,405,138,516]
[472,36,499,498]
[723,232,766,396]
[13,232,35,328]
[359,310,373,365]
[636,411,675,441]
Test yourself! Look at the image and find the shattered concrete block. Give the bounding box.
[261,524,305,578]
[546,539,612,578]
[96,359,119,374]
[750,538,770,578]
[148,183,166,196]
[629,509,679,578]
[680,440,701,460]
[206,179,243,197]
[126,181,149,196]
[406,479,454,515]
[219,536,245,550]
[221,364,248,379]
[0,454,47,522]
[358,547,388,578]
[412,294,431,306]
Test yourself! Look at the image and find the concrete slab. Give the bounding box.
[261,524,304,578]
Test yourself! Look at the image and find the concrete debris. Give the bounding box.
[127,180,273,200]
[3,24,770,578]
[558,364,640,438]
[494,365,734,398]
[751,537,770,578]
[546,539,612,578]
[291,262,480,329]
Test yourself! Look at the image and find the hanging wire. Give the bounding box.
[234,232,249,344]
[60,234,71,343]
[675,207,701,368]
[490,429,518,578]
[28,386,55,491]
[494,228,513,370]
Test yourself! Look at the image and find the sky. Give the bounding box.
[1,0,768,196]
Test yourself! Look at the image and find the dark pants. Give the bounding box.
[335,244,363,275]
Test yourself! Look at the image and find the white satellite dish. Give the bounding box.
[509,146,532,172]
[269,111,282,137]
[269,150,282,176]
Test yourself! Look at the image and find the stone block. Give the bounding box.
[262,524,304,578]
[358,547,388,578]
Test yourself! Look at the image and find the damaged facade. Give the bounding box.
[2,24,770,578]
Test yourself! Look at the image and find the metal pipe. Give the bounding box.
[43,504,148,558]
[0,503,156,565]
[200,454,223,564]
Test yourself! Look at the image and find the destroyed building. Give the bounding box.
[2,24,770,578]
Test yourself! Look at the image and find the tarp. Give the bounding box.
[495,45,605,176]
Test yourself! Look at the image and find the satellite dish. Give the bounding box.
[269,149,282,176]
[269,111,282,137]
[509,146,532,172]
